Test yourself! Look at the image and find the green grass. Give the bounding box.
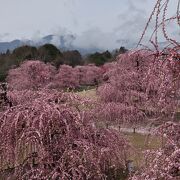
[125,132,161,149]
[123,132,161,169]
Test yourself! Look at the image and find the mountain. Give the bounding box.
[0,34,83,54]
[0,35,169,55]
[0,40,23,53]
[0,35,102,55]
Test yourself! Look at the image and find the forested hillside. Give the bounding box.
[0,44,127,81]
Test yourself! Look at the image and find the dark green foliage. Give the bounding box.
[52,56,64,68]
[0,56,16,82]
[119,47,128,54]
[88,50,112,66]
[12,45,38,60]
[112,47,128,59]
[62,50,83,67]
[0,46,38,82]
[38,44,63,63]
[105,167,128,180]
[0,73,7,82]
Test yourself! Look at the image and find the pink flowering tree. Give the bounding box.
[75,64,103,86]
[97,0,180,129]
[131,122,180,180]
[129,0,180,179]
[0,89,130,179]
[97,51,153,128]
[101,62,116,82]
[7,60,56,90]
[50,65,80,90]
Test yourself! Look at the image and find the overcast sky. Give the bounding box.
[0,0,179,50]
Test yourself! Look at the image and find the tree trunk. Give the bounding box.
[118,125,121,132]
[133,127,136,133]
[106,123,109,129]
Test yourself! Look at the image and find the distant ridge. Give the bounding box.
[0,35,169,55]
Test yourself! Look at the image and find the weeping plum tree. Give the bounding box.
[97,0,180,129]
[75,65,103,87]
[7,61,105,91]
[97,51,152,128]
[96,0,179,178]
[7,60,56,90]
[101,62,116,82]
[50,64,80,90]
[48,64,104,90]
[0,89,130,179]
[131,122,180,179]
[98,54,179,130]
[128,0,180,179]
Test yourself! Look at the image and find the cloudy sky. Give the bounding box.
[0,0,179,50]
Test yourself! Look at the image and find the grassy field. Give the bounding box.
[76,88,98,100]
[124,132,161,169]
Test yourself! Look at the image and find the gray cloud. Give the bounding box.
[0,33,10,41]
[72,28,116,50]
[0,0,178,51]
